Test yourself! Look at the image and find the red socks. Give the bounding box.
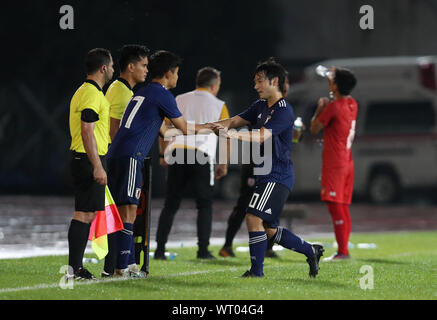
[326,202,351,255]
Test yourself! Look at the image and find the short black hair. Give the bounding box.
[86,48,111,75]
[334,68,357,95]
[148,50,182,79]
[255,57,286,94]
[118,44,150,72]
[282,70,290,97]
[196,67,221,88]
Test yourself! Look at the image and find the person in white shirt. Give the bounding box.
[155,67,229,259]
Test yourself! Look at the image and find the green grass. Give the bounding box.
[1,231,436,300]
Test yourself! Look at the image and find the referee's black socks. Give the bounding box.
[68,219,91,272]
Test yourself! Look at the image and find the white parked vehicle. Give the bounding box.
[289,56,437,203]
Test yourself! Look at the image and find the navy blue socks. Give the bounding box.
[128,236,136,266]
[116,223,134,270]
[248,231,267,276]
[273,227,314,257]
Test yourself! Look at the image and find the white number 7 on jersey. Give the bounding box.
[124,96,145,129]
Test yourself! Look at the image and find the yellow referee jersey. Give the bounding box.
[69,80,110,156]
[106,78,134,121]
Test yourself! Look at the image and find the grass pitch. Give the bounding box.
[0,231,436,300]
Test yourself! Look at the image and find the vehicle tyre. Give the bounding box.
[368,171,400,204]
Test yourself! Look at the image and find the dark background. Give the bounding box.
[1,0,436,197]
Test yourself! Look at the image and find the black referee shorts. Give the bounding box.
[70,151,107,212]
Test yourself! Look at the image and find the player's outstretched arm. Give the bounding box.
[212,115,249,131]
[160,116,223,138]
[224,126,272,143]
[210,115,271,142]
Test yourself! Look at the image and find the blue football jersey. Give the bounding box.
[239,98,295,191]
[107,82,182,160]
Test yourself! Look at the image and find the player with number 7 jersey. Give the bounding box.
[109,85,181,161]
[106,51,217,276]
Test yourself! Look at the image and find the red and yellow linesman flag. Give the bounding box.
[88,186,123,260]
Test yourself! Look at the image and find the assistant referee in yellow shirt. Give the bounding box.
[67,48,114,280]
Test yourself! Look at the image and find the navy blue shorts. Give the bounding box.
[107,156,144,206]
[246,182,290,228]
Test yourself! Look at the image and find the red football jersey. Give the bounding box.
[318,97,358,168]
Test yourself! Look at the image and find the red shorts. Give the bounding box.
[320,161,354,205]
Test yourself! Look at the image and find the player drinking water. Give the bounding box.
[310,67,358,261]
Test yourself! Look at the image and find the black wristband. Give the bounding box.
[159,154,164,158]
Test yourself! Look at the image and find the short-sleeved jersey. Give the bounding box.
[69,80,110,155]
[239,98,295,191]
[106,78,134,121]
[317,97,358,168]
[107,82,182,160]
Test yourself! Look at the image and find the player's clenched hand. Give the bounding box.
[218,127,232,138]
[313,97,330,120]
[93,165,107,186]
[204,122,225,135]
[318,97,330,107]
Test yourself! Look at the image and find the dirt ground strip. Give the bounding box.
[0,196,436,248]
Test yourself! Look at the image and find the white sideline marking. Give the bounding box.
[0,268,238,294]
[388,250,437,258]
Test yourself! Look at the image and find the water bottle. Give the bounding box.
[236,246,250,252]
[166,252,177,260]
[82,258,99,264]
[316,65,333,79]
[292,117,303,143]
[357,243,377,249]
